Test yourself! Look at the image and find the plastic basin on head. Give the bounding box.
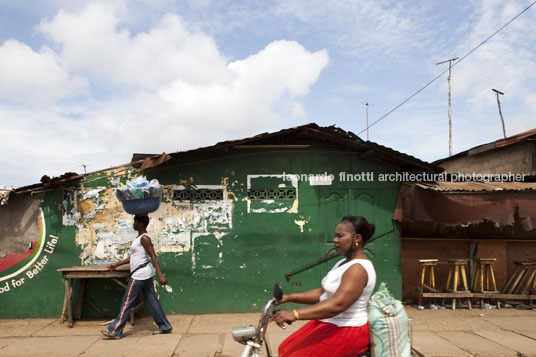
[122,197,161,215]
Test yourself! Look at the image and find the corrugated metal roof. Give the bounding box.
[495,127,536,148]
[15,123,439,193]
[161,123,439,172]
[434,127,536,164]
[415,181,536,192]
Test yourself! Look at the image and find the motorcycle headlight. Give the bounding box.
[232,325,257,344]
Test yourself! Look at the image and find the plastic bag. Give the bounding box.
[368,282,411,357]
[114,176,162,202]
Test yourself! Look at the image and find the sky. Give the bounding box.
[0,0,535,188]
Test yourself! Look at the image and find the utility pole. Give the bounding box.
[365,102,370,141]
[492,88,506,138]
[361,101,372,141]
[437,57,459,157]
[82,164,87,174]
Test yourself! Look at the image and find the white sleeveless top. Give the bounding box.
[319,258,376,327]
[130,233,155,280]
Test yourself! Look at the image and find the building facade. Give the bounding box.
[0,124,435,318]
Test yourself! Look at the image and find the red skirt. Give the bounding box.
[278,320,369,357]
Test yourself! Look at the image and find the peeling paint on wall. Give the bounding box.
[72,186,135,265]
[69,182,234,269]
[62,189,79,226]
[294,219,307,233]
[1,145,408,317]
[0,186,12,205]
[164,184,233,275]
[246,174,299,214]
[150,201,233,253]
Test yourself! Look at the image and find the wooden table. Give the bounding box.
[57,265,142,327]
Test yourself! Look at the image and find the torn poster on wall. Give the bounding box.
[63,183,233,267]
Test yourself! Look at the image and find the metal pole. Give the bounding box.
[437,57,459,157]
[365,103,369,141]
[447,62,453,157]
[492,89,506,138]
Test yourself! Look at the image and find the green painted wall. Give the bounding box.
[0,148,402,318]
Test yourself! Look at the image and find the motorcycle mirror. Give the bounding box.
[273,282,283,301]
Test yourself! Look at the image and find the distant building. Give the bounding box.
[397,128,536,302]
[435,128,536,176]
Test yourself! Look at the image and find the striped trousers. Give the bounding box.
[107,277,172,337]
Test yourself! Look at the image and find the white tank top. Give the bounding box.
[319,258,376,327]
[130,233,155,280]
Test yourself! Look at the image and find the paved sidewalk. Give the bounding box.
[407,306,536,357]
[0,307,535,356]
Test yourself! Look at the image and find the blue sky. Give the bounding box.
[1,0,535,188]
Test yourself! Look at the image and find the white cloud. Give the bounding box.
[92,39,329,152]
[3,0,533,188]
[0,40,87,103]
[37,3,232,89]
[0,2,329,187]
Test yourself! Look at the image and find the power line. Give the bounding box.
[357,0,536,136]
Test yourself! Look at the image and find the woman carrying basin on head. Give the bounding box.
[272,215,376,357]
[101,214,172,339]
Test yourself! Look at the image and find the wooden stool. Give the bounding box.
[472,258,500,309]
[502,261,536,295]
[531,260,536,305]
[418,259,439,306]
[444,259,472,310]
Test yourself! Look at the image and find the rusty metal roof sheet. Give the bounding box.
[495,127,536,148]
[394,181,536,236]
[161,123,439,172]
[414,181,536,192]
[434,127,536,164]
[15,123,439,193]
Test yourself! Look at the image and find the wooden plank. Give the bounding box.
[422,292,536,299]
[473,293,536,299]
[74,279,86,320]
[421,283,439,292]
[423,293,474,298]
[84,297,107,317]
[62,271,130,279]
[57,264,130,272]
[112,278,127,289]
[60,280,69,324]
[402,237,536,242]
[65,278,73,328]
